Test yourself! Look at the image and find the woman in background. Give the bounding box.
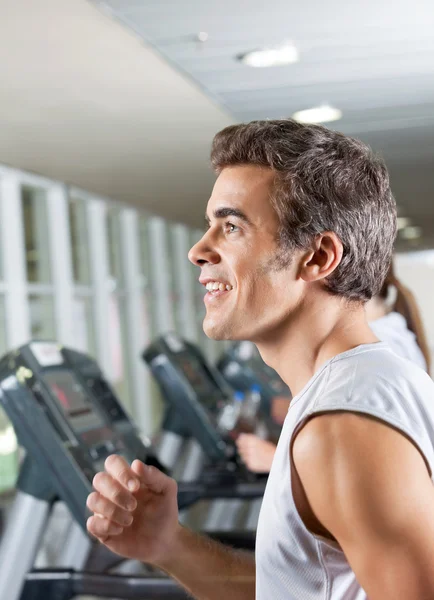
[367,262,430,373]
[237,262,431,472]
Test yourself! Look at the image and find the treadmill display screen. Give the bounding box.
[45,370,90,417]
[44,369,108,441]
[177,354,219,407]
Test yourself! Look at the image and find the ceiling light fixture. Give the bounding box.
[238,42,299,68]
[397,217,411,230]
[292,104,342,124]
[400,226,422,240]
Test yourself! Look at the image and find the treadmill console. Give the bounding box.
[0,342,159,529]
[143,333,236,463]
[217,342,291,415]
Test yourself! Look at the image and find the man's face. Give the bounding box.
[188,165,303,341]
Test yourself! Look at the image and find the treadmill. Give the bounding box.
[143,333,266,532]
[217,341,291,426]
[0,342,264,600]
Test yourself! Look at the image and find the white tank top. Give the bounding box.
[369,311,427,371]
[255,343,434,599]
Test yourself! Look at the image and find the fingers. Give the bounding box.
[236,433,256,450]
[92,471,137,512]
[104,455,140,492]
[87,515,124,541]
[87,492,134,527]
[131,460,177,495]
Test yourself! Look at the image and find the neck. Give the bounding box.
[365,296,390,322]
[255,295,378,397]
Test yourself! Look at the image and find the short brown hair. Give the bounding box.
[211,119,397,301]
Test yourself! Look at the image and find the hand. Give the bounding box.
[236,434,276,473]
[271,396,290,425]
[86,455,180,567]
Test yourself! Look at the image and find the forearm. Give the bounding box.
[155,525,255,600]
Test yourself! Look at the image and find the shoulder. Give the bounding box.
[292,411,433,538]
[318,344,434,415]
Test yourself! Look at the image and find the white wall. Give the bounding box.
[395,251,434,364]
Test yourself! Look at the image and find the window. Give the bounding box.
[0,297,7,359]
[0,411,18,493]
[72,295,97,356]
[69,197,91,285]
[138,216,155,341]
[106,208,131,411]
[167,224,182,334]
[29,295,56,340]
[68,196,96,356]
[190,230,207,351]
[22,186,51,284]
[0,298,17,493]
[22,186,57,341]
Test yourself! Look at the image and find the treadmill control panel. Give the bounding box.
[0,341,159,528]
[217,341,291,415]
[144,333,236,463]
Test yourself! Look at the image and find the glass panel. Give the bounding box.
[22,186,51,283]
[0,409,18,493]
[109,294,132,414]
[0,178,3,281]
[72,296,97,357]
[68,197,91,285]
[190,231,207,352]
[29,295,56,340]
[106,209,124,286]
[139,217,156,340]
[167,225,182,334]
[0,296,7,360]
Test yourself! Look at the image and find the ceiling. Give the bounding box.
[0,0,433,249]
[93,0,434,249]
[0,0,232,225]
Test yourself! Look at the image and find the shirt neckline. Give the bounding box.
[289,342,390,409]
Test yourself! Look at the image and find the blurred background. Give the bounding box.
[0,0,433,494]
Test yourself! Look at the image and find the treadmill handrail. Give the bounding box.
[24,569,191,599]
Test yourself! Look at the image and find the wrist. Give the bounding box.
[152,522,188,571]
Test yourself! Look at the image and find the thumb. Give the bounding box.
[131,460,175,495]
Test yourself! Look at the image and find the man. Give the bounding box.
[86,120,434,599]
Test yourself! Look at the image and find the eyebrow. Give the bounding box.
[204,207,253,226]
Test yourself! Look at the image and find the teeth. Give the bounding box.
[205,281,233,292]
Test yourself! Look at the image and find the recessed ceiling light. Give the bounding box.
[238,43,299,68]
[292,104,342,124]
[400,226,422,240]
[397,217,411,230]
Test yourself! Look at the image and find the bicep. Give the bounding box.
[293,412,434,600]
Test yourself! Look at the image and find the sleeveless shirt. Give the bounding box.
[255,342,434,599]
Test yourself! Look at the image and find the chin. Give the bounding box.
[203,316,250,342]
[203,323,229,341]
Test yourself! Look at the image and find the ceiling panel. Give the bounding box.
[94,0,434,249]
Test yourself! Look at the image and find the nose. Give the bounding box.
[188,231,220,267]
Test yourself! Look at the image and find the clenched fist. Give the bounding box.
[236,434,276,473]
[86,455,180,567]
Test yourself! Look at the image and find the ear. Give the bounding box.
[299,232,344,284]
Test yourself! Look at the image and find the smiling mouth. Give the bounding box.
[205,281,233,293]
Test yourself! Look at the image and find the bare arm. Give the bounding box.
[86,456,255,600]
[293,412,434,600]
[159,526,255,600]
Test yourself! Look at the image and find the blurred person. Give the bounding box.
[367,262,431,373]
[87,120,434,600]
[239,262,432,473]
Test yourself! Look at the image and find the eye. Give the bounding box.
[225,222,239,234]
